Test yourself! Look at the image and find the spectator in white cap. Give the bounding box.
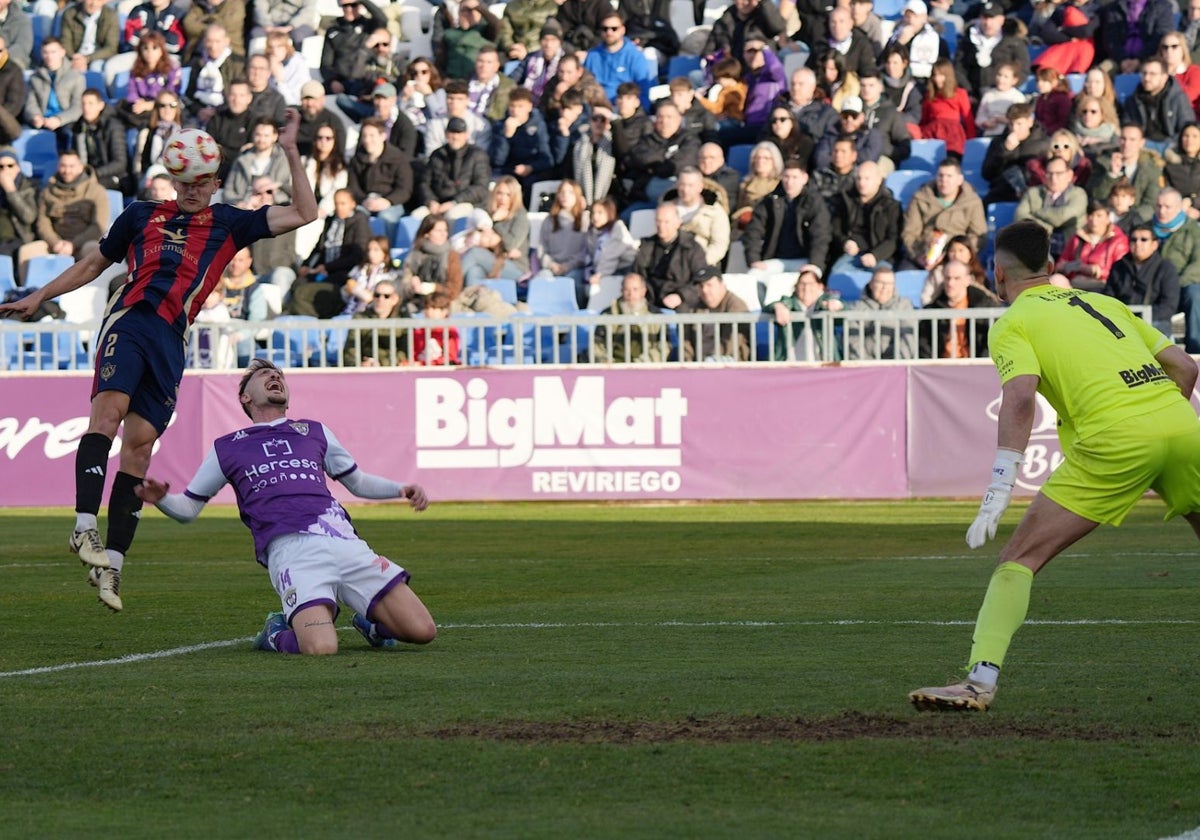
[813,94,884,172]
[886,0,946,79]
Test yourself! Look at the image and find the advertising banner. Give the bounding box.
[1,367,911,505]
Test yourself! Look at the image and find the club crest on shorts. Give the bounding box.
[284,587,297,608]
[289,422,310,435]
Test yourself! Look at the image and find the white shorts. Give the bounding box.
[265,534,410,622]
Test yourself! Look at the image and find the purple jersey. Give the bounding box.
[186,419,361,565]
[99,201,273,338]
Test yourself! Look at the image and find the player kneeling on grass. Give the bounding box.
[909,219,1200,712]
[134,358,437,654]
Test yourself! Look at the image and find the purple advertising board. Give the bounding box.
[1,367,912,505]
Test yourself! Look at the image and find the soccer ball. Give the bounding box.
[161,129,221,183]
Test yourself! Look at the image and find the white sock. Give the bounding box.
[106,549,124,572]
[968,661,1000,688]
[76,513,98,532]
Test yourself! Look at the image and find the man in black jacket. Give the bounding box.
[744,160,833,272]
[1107,223,1181,338]
[631,203,708,309]
[347,117,412,243]
[419,118,491,219]
[320,0,387,97]
[626,101,701,202]
[73,88,128,195]
[860,71,912,169]
[981,102,1048,204]
[829,161,902,274]
[953,1,1029,98]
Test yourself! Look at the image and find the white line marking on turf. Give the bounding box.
[1158,826,1200,840]
[2,619,1196,680]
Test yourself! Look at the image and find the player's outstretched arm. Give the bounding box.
[966,375,1038,549]
[0,249,113,320]
[136,477,210,523]
[1156,344,1199,398]
[265,108,319,236]
[339,470,429,512]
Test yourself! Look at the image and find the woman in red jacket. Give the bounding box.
[919,58,975,157]
[1054,199,1130,291]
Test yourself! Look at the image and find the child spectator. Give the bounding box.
[975,63,1026,136]
[1033,66,1074,136]
[342,235,400,316]
[919,58,975,157]
[412,291,461,366]
[699,56,747,128]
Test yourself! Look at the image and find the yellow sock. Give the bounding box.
[968,561,1034,670]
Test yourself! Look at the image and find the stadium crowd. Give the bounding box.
[3,0,1199,363]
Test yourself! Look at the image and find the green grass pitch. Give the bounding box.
[2,500,1199,839]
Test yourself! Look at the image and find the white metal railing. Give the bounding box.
[0,306,1155,371]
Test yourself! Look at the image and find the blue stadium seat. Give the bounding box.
[1114,73,1140,104]
[884,169,933,209]
[84,70,108,99]
[1066,73,1086,95]
[477,278,517,305]
[266,315,322,367]
[105,189,124,230]
[667,55,702,80]
[0,254,14,293]
[525,276,582,362]
[827,270,871,302]
[727,144,755,176]
[892,270,927,308]
[392,215,421,249]
[12,129,59,180]
[873,0,906,18]
[111,71,130,101]
[941,21,957,56]
[24,254,74,289]
[987,201,1018,234]
[962,136,992,197]
[368,216,386,238]
[906,139,946,173]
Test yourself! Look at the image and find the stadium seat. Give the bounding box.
[527,211,547,256]
[525,276,579,315]
[628,207,656,239]
[987,201,1018,234]
[525,276,581,362]
[884,169,933,209]
[892,270,927,307]
[721,273,762,311]
[529,179,562,212]
[0,254,14,293]
[12,129,59,180]
[266,316,322,367]
[1066,73,1086,94]
[392,215,420,249]
[649,83,671,102]
[827,270,871,302]
[24,254,74,289]
[368,216,386,238]
[666,54,702,80]
[941,21,957,56]
[84,70,108,100]
[1114,73,1140,104]
[762,272,798,306]
[873,0,906,18]
[477,278,517,305]
[586,274,623,312]
[727,144,755,176]
[961,136,992,196]
[110,70,130,101]
[105,189,124,230]
[906,139,946,173]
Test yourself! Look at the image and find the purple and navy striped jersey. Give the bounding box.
[99,201,273,337]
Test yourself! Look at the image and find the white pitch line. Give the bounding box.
[1,618,1197,680]
[1158,826,1200,840]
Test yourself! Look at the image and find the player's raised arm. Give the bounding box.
[265,108,319,236]
[0,248,113,320]
[1156,344,1199,398]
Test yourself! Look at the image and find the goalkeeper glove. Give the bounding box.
[965,448,1023,549]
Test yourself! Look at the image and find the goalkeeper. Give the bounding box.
[910,219,1200,712]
